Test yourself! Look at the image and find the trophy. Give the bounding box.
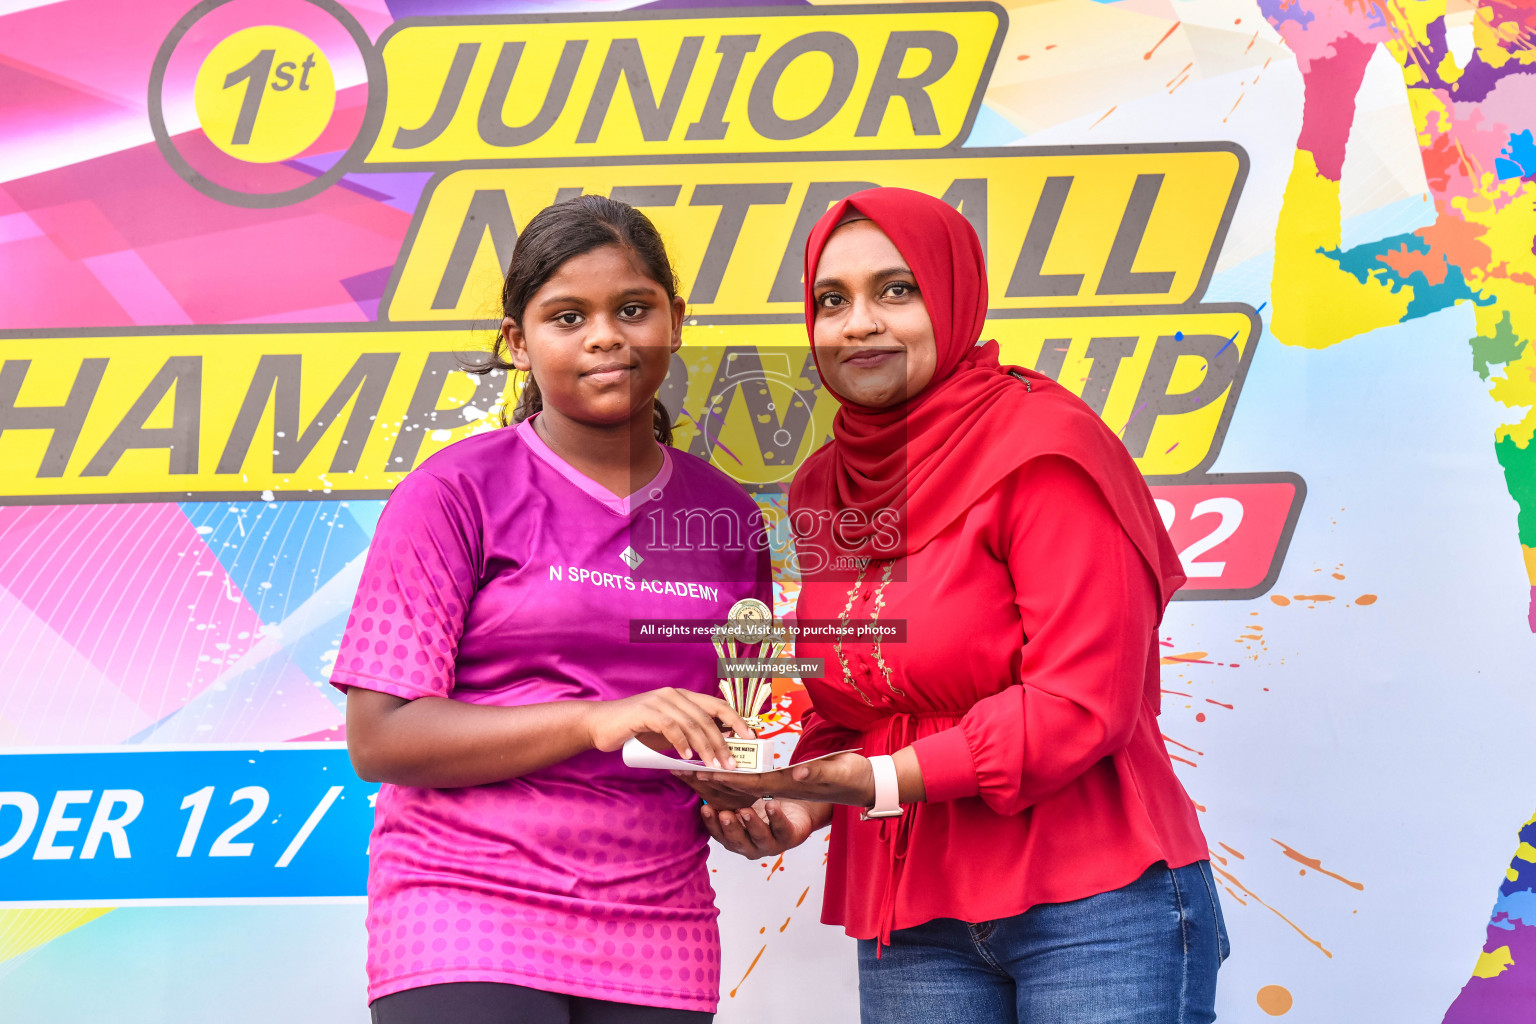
[713,597,790,770]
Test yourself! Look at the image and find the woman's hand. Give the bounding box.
[683,749,927,806]
[702,798,832,859]
[583,688,753,769]
[685,751,877,806]
[672,771,759,811]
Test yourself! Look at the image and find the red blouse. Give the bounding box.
[791,455,1208,943]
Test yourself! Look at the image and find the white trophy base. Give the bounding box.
[723,736,767,771]
[620,736,858,774]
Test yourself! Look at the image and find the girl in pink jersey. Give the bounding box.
[332,196,770,1024]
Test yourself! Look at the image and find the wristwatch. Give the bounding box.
[860,754,903,820]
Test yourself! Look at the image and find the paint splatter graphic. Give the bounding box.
[1259,0,1536,1010]
[1161,587,1380,978]
[1257,983,1294,1015]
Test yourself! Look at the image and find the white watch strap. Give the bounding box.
[861,754,903,819]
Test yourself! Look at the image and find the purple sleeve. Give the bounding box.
[329,469,482,701]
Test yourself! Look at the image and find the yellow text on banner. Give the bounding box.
[0,328,492,502]
[673,309,1257,488]
[367,4,1004,165]
[0,308,1251,503]
[385,147,1245,322]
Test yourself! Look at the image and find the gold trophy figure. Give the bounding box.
[713,597,790,770]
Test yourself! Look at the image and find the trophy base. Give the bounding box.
[724,737,769,772]
[623,736,859,774]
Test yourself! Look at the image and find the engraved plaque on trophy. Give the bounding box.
[713,597,788,771]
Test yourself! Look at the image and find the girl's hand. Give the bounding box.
[584,688,753,769]
[685,751,878,806]
[672,771,759,811]
[702,798,831,859]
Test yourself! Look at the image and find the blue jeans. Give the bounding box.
[857,861,1229,1023]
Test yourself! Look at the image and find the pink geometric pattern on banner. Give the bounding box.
[1,139,411,329]
[0,581,156,746]
[27,198,132,260]
[0,1,192,189]
[0,2,195,112]
[134,210,401,323]
[137,654,342,745]
[0,1,393,184]
[0,504,265,724]
[0,211,42,243]
[0,57,134,155]
[0,223,132,325]
[237,301,373,324]
[82,249,193,326]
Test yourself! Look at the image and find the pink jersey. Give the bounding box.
[331,417,769,1012]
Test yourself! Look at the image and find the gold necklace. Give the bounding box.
[832,558,904,704]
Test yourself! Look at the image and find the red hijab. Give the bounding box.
[789,187,1186,613]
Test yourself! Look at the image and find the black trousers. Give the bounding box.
[370,982,714,1024]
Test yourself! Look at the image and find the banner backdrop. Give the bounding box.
[0,0,1533,1020]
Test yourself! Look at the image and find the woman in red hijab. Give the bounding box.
[681,187,1227,1021]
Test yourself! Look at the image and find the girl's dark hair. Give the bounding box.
[467,194,677,445]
